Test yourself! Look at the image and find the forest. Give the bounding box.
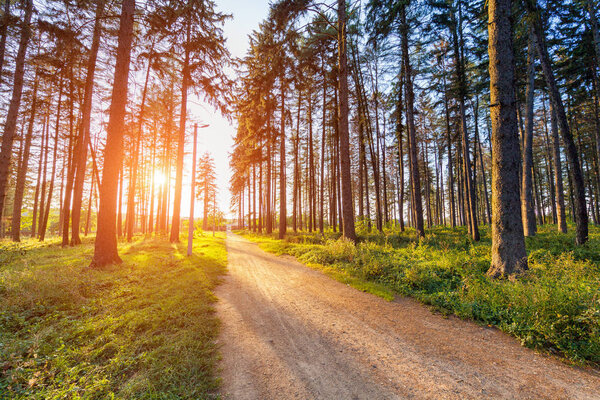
[1,0,600,398]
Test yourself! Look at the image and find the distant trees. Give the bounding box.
[526,0,589,245]
[144,0,231,243]
[197,152,217,231]
[229,0,597,278]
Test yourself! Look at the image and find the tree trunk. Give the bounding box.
[541,93,558,224]
[400,4,424,238]
[487,0,528,278]
[451,4,479,240]
[319,72,326,234]
[293,91,301,232]
[126,49,152,241]
[11,75,38,241]
[0,0,11,84]
[279,76,287,239]
[117,165,123,237]
[522,30,537,236]
[40,78,64,241]
[62,66,77,246]
[84,162,96,236]
[90,0,135,268]
[71,0,106,245]
[529,1,588,244]
[265,114,272,234]
[38,118,49,238]
[148,122,157,233]
[31,118,45,238]
[0,0,33,225]
[396,71,405,231]
[337,0,356,241]
[306,95,314,232]
[547,100,568,232]
[474,98,491,225]
[170,20,190,243]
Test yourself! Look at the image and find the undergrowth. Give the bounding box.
[241,225,600,366]
[0,233,227,399]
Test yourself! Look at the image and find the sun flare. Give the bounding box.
[154,170,166,186]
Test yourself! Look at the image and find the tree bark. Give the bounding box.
[71,0,106,245]
[0,0,10,85]
[450,3,479,241]
[522,30,537,236]
[126,49,152,241]
[0,0,32,226]
[337,0,356,241]
[170,20,191,242]
[31,117,45,238]
[11,75,38,241]
[279,74,287,239]
[487,0,528,277]
[40,78,64,241]
[396,71,406,231]
[400,4,424,238]
[90,0,135,268]
[547,100,568,232]
[540,93,557,224]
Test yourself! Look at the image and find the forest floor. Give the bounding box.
[0,233,227,399]
[218,232,600,399]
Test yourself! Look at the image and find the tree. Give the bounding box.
[527,0,589,245]
[486,0,528,277]
[90,0,135,268]
[522,30,537,236]
[197,152,217,231]
[11,72,38,241]
[70,0,106,245]
[146,0,231,243]
[0,0,33,230]
[337,0,356,241]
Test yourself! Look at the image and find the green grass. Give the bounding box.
[240,224,600,366]
[0,233,227,399]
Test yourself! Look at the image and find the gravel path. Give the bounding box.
[215,233,600,399]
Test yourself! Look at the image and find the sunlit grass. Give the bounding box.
[0,233,227,399]
[241,224,600,366]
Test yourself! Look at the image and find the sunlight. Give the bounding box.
[154,170,166,187]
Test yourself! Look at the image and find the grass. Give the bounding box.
[239,224,600,366]
[0,233,227,399]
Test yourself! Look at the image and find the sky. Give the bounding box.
[183,0,271,219]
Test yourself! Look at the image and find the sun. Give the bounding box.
[154,170,166,186]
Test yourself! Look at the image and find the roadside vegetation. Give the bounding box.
[240,225,600,366]
[0,234,227,399]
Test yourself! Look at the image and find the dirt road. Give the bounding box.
[215,234,600,399]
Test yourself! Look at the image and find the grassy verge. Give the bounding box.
[0,233,227,399]
[239,225,600,366]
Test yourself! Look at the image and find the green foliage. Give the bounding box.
[0,234,227,399]
[242,225,600,365]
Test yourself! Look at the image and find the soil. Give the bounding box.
[215,233,600,399]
